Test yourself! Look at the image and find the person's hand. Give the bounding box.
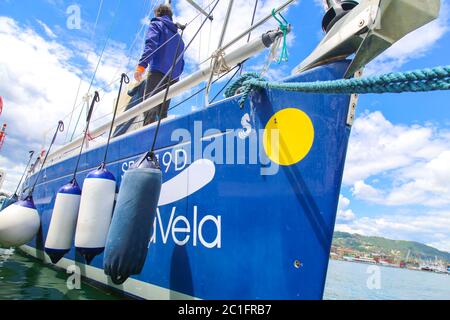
[134,66,145,82]
[134,71,143,82]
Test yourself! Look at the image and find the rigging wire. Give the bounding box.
[97,0,219,112]
[90,0,159,134]
[143,0,221,105]
[104,62,242,128]
[102,74,130,165]
[65,0,105,143]
[28,121,65,196]
[148,0,221,154]
[90,0,217,127]
[104,0,160,95]
[104,0,217,90]
[169,62,241,112]
[69,0,123,142]
[53,0,271,148]
[58,0,221,144]
[247,0,259,43]
[241,0,259,74]
[124,0,217,80]
[150,27,186,153]
[209,63,243,103]
[196,0,205,109]
[42,98,85,145]
[13,151,35,197]
[71,92,100,181]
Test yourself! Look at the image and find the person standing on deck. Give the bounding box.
[134,4,185,126]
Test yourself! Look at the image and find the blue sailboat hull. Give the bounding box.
[20,61,353,300]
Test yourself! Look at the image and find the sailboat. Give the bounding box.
[9,0,442,299]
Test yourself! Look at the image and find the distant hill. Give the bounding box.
[332,231,450,263]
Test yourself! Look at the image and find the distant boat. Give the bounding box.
[378,260,399,268]
[343,256,377,265]
[420,260,448,274]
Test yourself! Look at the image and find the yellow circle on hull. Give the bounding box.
[263,108,315,166]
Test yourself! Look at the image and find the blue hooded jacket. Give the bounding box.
[138,15,185,80]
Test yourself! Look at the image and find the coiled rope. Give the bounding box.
[225,66,450,107]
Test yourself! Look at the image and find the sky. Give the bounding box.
[0,0,449,252]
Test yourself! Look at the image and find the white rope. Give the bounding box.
[211,49,232,75]
[260,35,281,77]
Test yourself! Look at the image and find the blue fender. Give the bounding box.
[104,153,162,284]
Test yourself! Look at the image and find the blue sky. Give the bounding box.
[0,0,449,251]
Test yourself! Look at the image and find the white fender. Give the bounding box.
[45,181,82,263]
[75,168,116,264]
[0,199,40,247]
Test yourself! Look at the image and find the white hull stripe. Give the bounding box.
[19,245,199,300]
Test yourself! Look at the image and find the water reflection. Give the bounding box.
[0,249,120,300]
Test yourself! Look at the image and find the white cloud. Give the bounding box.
[36,20,57,39]
[351,180,382,203]
[84,40,130,87]
[339,111,450,251]
[313,0,325,9]
[383,151,450,207]
[0,155,27,195]
[337,195,356,221]
[0,16,80,143]
[344,111,450,207]
[345,111,449,184]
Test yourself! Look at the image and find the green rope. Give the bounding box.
[224,72,261,107]
[271,9,289,63]
[224,66,450,107]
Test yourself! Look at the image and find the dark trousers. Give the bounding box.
[143,71,177,126]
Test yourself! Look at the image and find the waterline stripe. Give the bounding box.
[19,245,199,300]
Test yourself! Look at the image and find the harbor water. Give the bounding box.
[0,249,119,300]
[324,260,450,300]
[1,249,449,300]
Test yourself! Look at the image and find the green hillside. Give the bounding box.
[332,232,450,263]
